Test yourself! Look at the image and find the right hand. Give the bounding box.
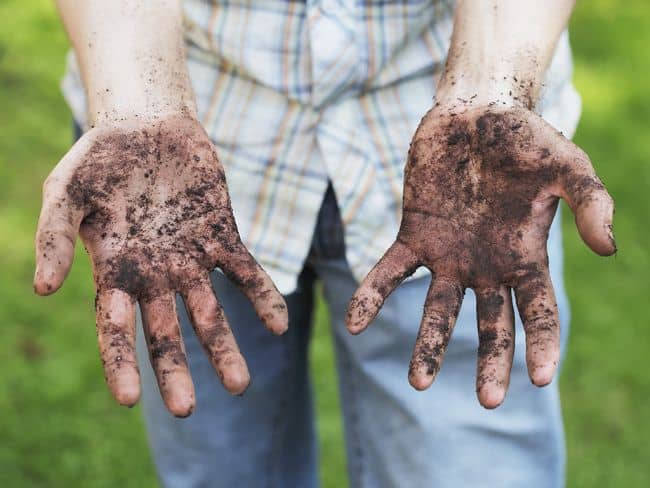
[34,115,288,417]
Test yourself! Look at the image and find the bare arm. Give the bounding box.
[36,1,288,417]
[437,0,575,110]
[348,0,615,408]
[54,0,196,125]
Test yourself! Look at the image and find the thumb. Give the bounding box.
[34,174,84,295]
[559,151,616,256]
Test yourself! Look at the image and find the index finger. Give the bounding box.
[408,278,463,390]
[96,288,140,406]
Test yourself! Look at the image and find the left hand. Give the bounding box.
[346,104,615,408]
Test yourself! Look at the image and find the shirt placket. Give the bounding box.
[306,0,362,110]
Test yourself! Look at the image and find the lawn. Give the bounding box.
[0,0,648,486]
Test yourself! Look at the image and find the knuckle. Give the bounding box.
[191,299,220,328]
[523,313,558,337]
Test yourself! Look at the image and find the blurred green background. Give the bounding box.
[0,0,648,486]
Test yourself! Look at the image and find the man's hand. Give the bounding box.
[42,0,287,417]
[34,116,288,416]
[346,105,615,408]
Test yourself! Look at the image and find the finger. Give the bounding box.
[475,286,515,409]
[346,240,420,335]
[141,293,195,417]
[96,289,140,407]
[514,267,560,387]
[218,242,288,335]
[559,152,616,256]
[34,178,84,295]
[182,278,250,395]
[408,279,463,390]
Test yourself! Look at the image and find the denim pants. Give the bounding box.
[133,185,570,488]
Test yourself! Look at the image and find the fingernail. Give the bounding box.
[607,224,617,253]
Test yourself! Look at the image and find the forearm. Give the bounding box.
[437,0,575,110]
[55,0,196,127]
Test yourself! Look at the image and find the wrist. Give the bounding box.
[435,69,537,113]
[87,72,197,128]
[90,102,197,129]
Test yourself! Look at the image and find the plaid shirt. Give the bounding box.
[62,0,581,294]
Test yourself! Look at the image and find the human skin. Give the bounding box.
[347,0,616,409]
[35,1,288,417]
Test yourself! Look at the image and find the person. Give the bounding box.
[36,0,615,486]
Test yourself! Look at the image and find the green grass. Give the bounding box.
[561,2,650,486]
[0,0,648,486]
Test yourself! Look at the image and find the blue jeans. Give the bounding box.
[134,185,570,488]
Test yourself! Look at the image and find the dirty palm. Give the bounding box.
[34,111,615,416]
[34,116,289,417]
[347,105,615,408]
